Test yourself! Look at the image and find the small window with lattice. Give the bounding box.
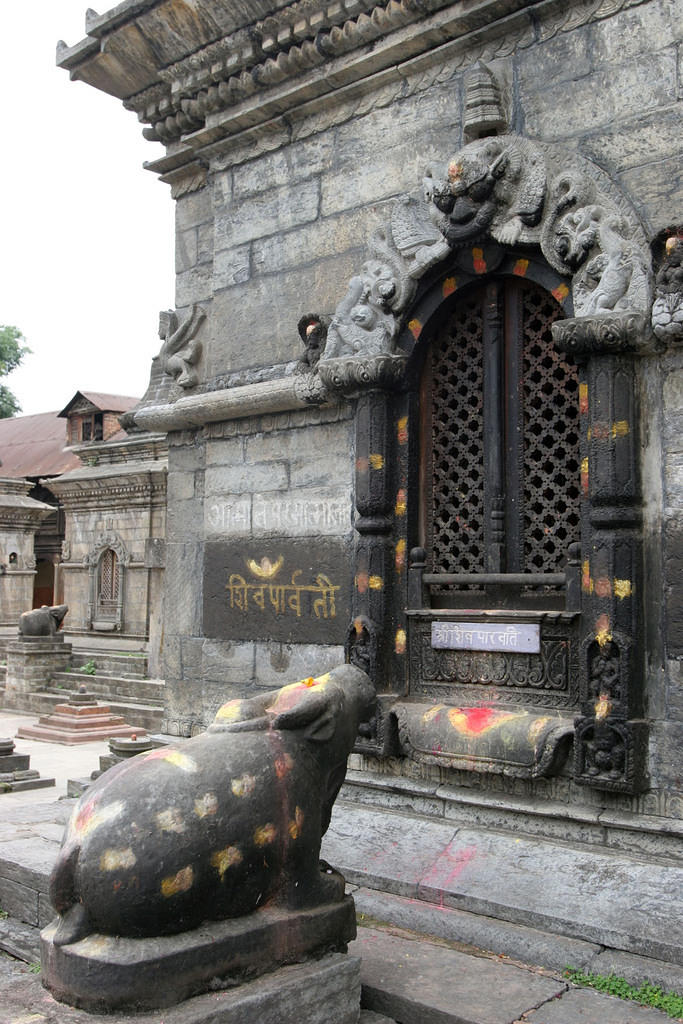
[419,278,580,609]
[97,549,119,618]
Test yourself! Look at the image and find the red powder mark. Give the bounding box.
[420,841,477,890]
[408,319,422,340]
[472,248,487,274]
[592,421,610,440]
[442,276,457,297]
[594,577,612,598]
[595,613,611,635]
[397,419,408,445]
[552,283,570,303]
[356,457,369,473]
[513,258,529,277]
[356,573,369,594]
[579,384,588,415]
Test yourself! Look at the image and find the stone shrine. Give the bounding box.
[52,0,683,1002]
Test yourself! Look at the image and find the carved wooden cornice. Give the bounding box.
[58,0,650,179]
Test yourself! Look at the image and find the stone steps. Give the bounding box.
[49,671,163,706]
[69,652,149,678]
[321,799,683,968]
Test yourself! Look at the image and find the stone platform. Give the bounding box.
[41,897,357,1013]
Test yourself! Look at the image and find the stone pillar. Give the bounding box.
[554,312,657,794]
[4,634,73,711]
[0,478,53,627]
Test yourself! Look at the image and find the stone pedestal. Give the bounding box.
[0,737,55,793]
[4,634,72,710]
[41,898,358,1014]
[16,700,141,745]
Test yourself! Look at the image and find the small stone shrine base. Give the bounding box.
[41,896,358,1014]
[0,737,55,793]
[17,702,142,745]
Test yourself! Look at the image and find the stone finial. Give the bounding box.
[463,62,507,141]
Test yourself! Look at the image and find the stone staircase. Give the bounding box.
[20,651,163,734]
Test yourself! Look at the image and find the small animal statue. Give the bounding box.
[49,665,375,944]
[18,604,68,637]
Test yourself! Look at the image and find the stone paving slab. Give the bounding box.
[524,987,679,1023]
[351,926,566,1024]
[323,802,683,964]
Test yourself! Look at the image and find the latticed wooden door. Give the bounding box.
[421,278,580,583]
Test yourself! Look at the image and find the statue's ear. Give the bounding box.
[273,690,341,743]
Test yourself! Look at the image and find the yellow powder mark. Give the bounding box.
[211,845,243,880]
[71,799,124,840]
[254,823,277,847]
[595,693,612,720]
[275,753,295,779]
[395,628,407,655]
[395,488,407,516]
[161,865,194,898]
[579,381,588,413]
[552,283,570,303]
[513,258,529,276]
[79,935,113,955]
[395,538,406,571]
[528,717,551,744]
[161,750,198,773]
[215,700,243,723]
[231,774,256,798]
[194,792,219,818]
[582,559,592,594]
[581,457,589,493]
[156,808,186,834]
[369,453,384,470]
[408,319,422,340]
[595,614,612,649]
[587,426,592,441]
[100,847,136,871]
[612,420,630,438]
[397,417,408,444]
[288,806,305,840]
[422,705,444,724]
[614,578,632,600]
[369,575,384,590]
[442,276,457,297]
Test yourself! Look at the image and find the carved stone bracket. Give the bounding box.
[552,312,660,361]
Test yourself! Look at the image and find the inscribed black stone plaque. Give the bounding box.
[203,539,351,643]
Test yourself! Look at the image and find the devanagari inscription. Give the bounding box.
[431,621,540,653]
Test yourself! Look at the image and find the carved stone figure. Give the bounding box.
[157,304,205,388]
[18,604,68,637]
[324,260,398,360]
[295,312,329,371]
[48,665,375,944]
[428,135,547,248]
[652,233,683,344]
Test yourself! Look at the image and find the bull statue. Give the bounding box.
[18,604,68,637]
[49,665,375,945]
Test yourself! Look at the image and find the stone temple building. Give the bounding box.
[56,0,681,851]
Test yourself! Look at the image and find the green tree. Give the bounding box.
[0,325,31,418]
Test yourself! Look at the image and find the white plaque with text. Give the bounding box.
[431,621,540,653]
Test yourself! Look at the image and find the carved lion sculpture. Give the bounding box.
[49,665,375,944]
[18,604,68,637]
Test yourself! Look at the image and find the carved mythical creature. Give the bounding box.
[295,313,329,371]
[652,233,683,343]
[157,304,205,388]
[18,604,68,637]
[565,210,650,316]
[325,260,398,359]
[427,135,547,248]
[49,666,375,944]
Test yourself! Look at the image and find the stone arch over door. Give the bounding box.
[320,133,659,795]
[85,533,130,632]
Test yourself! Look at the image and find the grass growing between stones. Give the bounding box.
[564,967,683,1019]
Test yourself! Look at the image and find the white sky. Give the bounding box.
[0,2,175,416]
